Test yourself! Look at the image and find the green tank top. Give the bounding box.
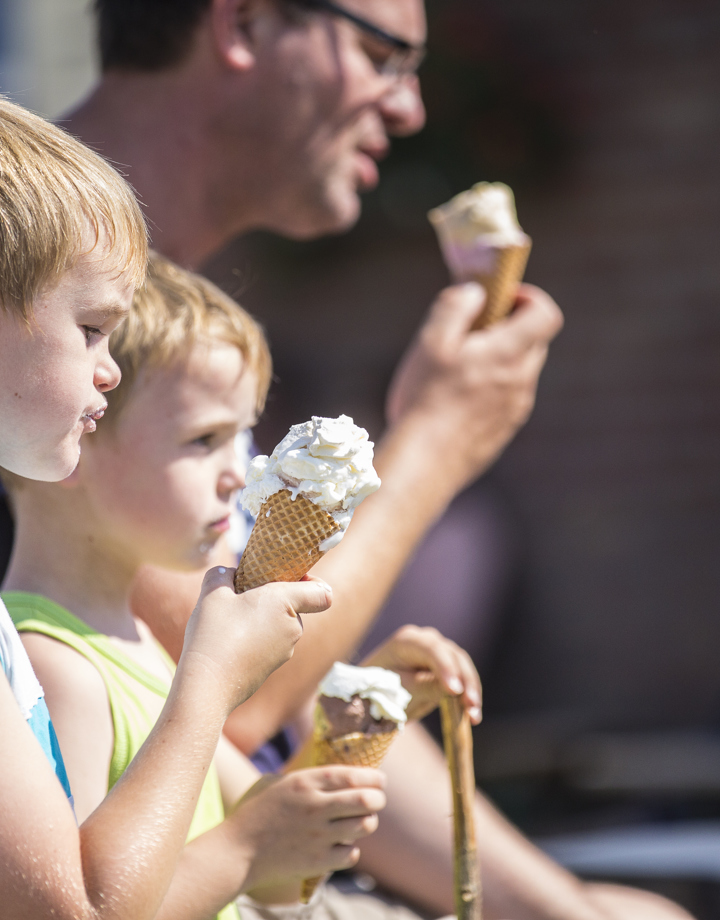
[5,591,240,920]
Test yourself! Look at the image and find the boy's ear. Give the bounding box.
[210,0,266,72]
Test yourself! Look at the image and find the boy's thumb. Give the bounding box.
[200,565,238,595]
[251,578,333,615]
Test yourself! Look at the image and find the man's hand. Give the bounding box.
[386,282,563,491]
[232,767,386,894]
[362,625,482,724]
[179,569,333,716]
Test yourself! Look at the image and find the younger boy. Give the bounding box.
[0,98,332,920]
[3,252,482,919]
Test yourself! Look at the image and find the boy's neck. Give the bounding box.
[3,484,140,639]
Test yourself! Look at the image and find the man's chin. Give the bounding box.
[272,190,362,241]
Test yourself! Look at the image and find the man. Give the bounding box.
[63,2,688,918]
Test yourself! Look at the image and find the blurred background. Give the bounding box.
[2,0,720,914]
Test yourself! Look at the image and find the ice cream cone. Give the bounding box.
[300,703,399,903]
[234,489,341,593]
[467,239,532,330]
[429,182,532,330]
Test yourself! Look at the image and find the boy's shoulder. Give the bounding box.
[20,630,109,715]
[0,598,44,718]
[10,601,114,818]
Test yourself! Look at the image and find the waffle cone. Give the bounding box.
[234,489,341,593]
[300,704,399,902]
[469,240,532,330]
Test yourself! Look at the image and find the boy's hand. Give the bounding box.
[362,625,482,724]
[231,767,386,894]
[179,568,333,715]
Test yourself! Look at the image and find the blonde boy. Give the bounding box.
[4,252,482,920]
[0,98,331,920]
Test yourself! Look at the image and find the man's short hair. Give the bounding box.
[95,0,213,71]
[0,96,147,320]
[105,251,273,423]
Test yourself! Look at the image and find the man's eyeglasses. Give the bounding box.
[286,0,426,78]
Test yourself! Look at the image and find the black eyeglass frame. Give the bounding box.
[285,0,426,76]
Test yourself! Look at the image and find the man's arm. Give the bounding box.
[225,283,563,751]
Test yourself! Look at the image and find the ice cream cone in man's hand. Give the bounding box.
[236,415,380,593]
[429,182,532,330]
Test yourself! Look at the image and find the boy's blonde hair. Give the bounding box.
[106,251,272,421]
[0,97,147,319]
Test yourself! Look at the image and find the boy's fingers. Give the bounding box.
[332,845,361,870]
[329,814,380,843]
[324,788,387,820]
[304,765,386,791]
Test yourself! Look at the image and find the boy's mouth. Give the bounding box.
[81,404,107,433]
[208,515,231,534]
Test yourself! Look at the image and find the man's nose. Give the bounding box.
[379,76,426,137]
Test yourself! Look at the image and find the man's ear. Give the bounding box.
[210,0,266,71]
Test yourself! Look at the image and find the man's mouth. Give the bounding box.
[355,151,381,191]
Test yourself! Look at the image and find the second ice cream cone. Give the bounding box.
[234,489,341,593]
[300,711,399,903]
[299,664,410,903]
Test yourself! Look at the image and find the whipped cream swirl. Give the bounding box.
[319,662,411,725]
[241,415,380,532]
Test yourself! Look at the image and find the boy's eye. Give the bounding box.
[82,325,104,343]
[192,433,216,448]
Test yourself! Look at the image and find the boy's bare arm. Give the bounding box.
[226,284,562,752]
[4,571,331,920]
[148,765,386,920]
[148,734,385,917]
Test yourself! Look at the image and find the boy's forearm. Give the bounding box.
[225,412,472,753]
[152,820,255,920]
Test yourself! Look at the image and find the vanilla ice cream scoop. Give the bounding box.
[319,661,411,727]
[241,415,380,534]
[428,182,532,328]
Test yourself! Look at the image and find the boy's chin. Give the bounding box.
[3,443,81,483]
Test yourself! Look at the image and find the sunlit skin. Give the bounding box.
[226,0,428,238]
[0,246,132,480]
[56,5,689,919]
[64,0,427,266]
[70,342,257,576]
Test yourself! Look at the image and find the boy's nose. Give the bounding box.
[95,352,122,392]
[218,458,245,498]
